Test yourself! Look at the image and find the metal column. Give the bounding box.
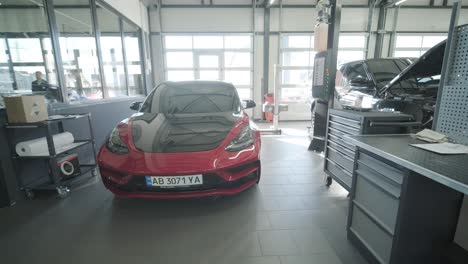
[262,6,270,114]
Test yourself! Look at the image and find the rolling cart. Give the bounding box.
[5,114,98,199]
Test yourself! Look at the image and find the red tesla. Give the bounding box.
[98,81,261,199]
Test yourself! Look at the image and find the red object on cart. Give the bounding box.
[264,93,274,123]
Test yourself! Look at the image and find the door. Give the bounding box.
[194,52,222,81]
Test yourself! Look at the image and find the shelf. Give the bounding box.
[23,164,97,191]
[5,114,88,129]
[13,140,93,160]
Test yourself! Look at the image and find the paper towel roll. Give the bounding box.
[16,132,75,156]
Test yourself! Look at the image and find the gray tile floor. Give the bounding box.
[0,121,367,264]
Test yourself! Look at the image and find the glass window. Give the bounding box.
[0,38,8,63]
[394,34,446,58]
[396,36,423,48]
[55,0,102,101]
[167,70,194,81]
[282,35,312,48]
[224,52,250,68]
[193,36,223,49]
[199,70,220,80]
[8,39,43,63]
[422,36,446,48]
[0,0,58,94]
[282,51,311,67]
[0,67,14,91]
[281,70,311,86]
[394,50,421,58]
[98,4,126,98]
[165,36,193,49]
[339,35,366,48]
[123,22,143,96]
[281,88,311,101]
[163,34,253,97]
[236,88,251,99]
[166,52,193,68]
[13,66,46,90]
[199,55,219,68]
[337,51,365,66]
[225,70,250,86]
[224,36,251,49]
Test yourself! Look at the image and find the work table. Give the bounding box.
[347,134,468,195]
[343,134,468,264]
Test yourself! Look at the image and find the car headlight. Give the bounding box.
[225,125,254,152]
[106,127,128,154]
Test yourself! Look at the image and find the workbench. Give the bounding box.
[346,134,468,264]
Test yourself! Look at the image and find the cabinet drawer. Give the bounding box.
[356,161,402,199]
[359,152,405,185]
[329,115,361,130]
[326,160,352,188]
[350,206,393,264]
[354,172,400,233]
[328,133,355,152]
[328,140,355,159]
[329,121,360,135]
[327,146,354,173]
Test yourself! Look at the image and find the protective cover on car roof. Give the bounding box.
[379,40,446,96]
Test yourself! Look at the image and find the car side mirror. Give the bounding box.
[242,100,256,109]
[130,101,142,111]
[350,76,371,87]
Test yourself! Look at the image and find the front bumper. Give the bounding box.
[100,161,260,199]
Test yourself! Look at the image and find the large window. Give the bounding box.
[280,34,315,103]
[164,34,253,99]
[279,34,367,103]
[393,34,447,58]
[337,34,367,66]
[0,0,58,93]
[0,0,146,106]
[54,0,102,101]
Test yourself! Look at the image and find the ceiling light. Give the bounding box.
[395,0,407,6]
[269,0,276,5]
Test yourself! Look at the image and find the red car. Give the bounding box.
[98,81,261,199]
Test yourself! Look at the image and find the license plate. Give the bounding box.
[145,175,203,187]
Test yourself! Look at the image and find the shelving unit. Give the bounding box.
[5,114,98,199]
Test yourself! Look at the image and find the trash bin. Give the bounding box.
[264,93,274,123]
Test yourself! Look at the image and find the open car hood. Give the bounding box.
[379,40,446,96]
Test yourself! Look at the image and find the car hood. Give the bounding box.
[379,40,446,96]
[129,112,240,153]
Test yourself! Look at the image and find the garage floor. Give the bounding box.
[0,121,367,264]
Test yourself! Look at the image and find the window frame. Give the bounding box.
[0,0,147,104]
[393,33,447,58]
[162,33,254,99]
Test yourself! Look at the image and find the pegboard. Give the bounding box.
[436,24,468,145]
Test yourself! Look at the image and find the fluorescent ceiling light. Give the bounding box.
[395,0,407,5]
[269,0,276,5]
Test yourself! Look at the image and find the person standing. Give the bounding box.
[31,71,49,91]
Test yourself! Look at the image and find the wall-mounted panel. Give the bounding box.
[161,8,252,32]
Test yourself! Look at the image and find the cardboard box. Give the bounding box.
[4,95,48,123]
[314,23,329,52]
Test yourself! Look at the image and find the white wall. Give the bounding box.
[103,0,149,32]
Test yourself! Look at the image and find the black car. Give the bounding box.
[316,40,445,128]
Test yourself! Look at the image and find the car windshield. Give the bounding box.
[140,82,241,114]
[366,59,412,89]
